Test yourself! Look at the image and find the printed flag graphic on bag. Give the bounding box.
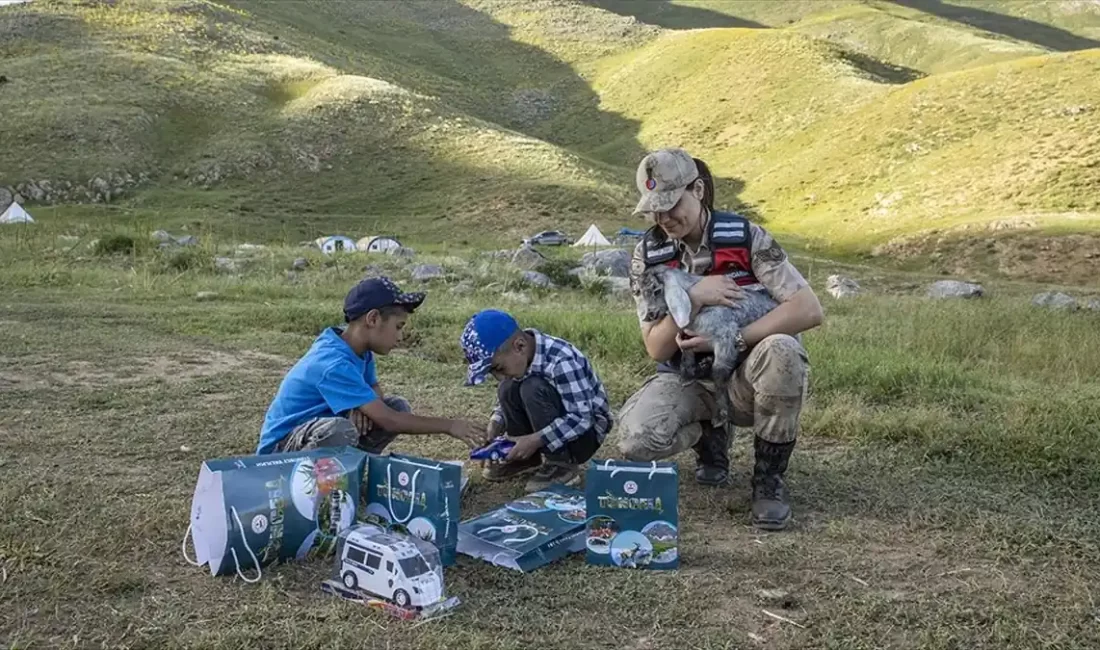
[585,460,679,570]
[364,453,462,567]
[183,446,368,581]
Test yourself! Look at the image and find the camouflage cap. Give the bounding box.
[632,148,699,217]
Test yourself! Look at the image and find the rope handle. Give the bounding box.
[229,506,262,584]
[181,524,201,566]
[386,464,422,524]
[602,459,673,478]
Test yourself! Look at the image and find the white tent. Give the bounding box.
[572,224,611,247]
[0,202,33,224]
[356,235,402,253]
[315,235,357,254]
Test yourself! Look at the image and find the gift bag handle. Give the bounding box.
[228,506,262,584]
[181,524,201,566]
[605,459,664,479]
[386,464,422,525]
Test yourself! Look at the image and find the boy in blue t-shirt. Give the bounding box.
[257,277,488,455]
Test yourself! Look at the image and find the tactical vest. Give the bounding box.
[641,211,759,375]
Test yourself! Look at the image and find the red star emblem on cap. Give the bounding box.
[645,178,657,190]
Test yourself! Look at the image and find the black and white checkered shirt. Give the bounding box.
[490,329,612,452]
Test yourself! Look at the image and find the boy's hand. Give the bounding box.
[447,420,489,449]
[506,434,543,461]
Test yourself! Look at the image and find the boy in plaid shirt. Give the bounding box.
[460,309,611,491]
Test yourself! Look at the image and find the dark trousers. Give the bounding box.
[498,376,600,464]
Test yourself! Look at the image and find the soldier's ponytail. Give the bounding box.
[692,157,715,212]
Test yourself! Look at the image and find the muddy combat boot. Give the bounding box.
[693,422,730,486]
[751,437,795,531]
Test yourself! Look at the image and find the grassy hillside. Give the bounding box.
[1,0,1099,259]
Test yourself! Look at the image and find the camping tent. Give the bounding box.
[315,235,357,254]
[0,202,33,224]
[356,235,402,253]
[572,224,611,247]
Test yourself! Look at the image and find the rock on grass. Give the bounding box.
[927,280,983,299]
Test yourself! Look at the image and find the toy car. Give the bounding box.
[469,436,516,461]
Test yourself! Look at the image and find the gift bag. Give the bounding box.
[457,485,588,572]
[364,453,462,567]
[585,460,679,570]
[183,446,368,581]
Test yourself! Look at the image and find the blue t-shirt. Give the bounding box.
[257,327,379,454]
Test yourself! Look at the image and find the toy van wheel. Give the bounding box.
[393,589,411,608]
[342,571,358,591]
[490,451,500,461]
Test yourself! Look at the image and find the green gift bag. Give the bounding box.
[364,453,462,567]
[183,446,368,581]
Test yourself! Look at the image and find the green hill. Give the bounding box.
[1,0,1099,260]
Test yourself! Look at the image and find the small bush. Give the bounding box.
[160,248,208,272]
[539,258,582,289]
[94,234,136,256]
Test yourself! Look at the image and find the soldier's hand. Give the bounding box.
[689,275,744,308]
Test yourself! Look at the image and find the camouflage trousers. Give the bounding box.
[616,335,809,461]
[275,396,411,454]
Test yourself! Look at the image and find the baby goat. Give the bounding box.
[637,265,779,431]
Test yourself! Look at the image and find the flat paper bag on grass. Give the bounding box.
[585,460,679,569]
[184,446,367,581]
[457,485,587,572]
[364,453,462,566]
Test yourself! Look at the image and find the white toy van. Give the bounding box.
[338,528,444,609]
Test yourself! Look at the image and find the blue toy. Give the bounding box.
[469,437,516,461]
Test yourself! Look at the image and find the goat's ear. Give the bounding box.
[664,274,693,329]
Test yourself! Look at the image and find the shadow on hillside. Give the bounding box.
[891,0,1100,51]
[579,0,766,29]
[236,0,655,165]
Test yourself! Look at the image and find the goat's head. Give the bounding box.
[638,265,694,329]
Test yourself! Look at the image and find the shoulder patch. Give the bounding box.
[641,226,676,266]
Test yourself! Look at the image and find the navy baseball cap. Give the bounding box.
[460,309,520,386]
[343,276,425,322]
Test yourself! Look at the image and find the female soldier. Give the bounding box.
[618,148,824,531]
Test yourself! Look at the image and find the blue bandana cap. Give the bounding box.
[460,309,519,386]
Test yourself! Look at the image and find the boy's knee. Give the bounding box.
[383,395,412,413]
[288,416,359,450]
[518,375,558,403]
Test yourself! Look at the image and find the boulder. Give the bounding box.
[522,270,553,288]
[411,264,445,281]
[927,280,983,299]
[502,291,531,304]
[605,277,632,297]
[152,230,173,243]
[511,245,546,270]
[213,257,238,272]
[450,281,474,295]
[388,246,416,258]
[175,235,198,247]
[581,248,631,277]
[195,291,218,301]
[826,274,861,299]
[1083,298,1100,311]
[1031,291,1078,311]
[292,257,310,271]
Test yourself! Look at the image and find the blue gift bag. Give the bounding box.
[457,485,588,572]
[585,460,680,570]
[364,453,462,567]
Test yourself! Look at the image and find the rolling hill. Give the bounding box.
[1,0,1098,267]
